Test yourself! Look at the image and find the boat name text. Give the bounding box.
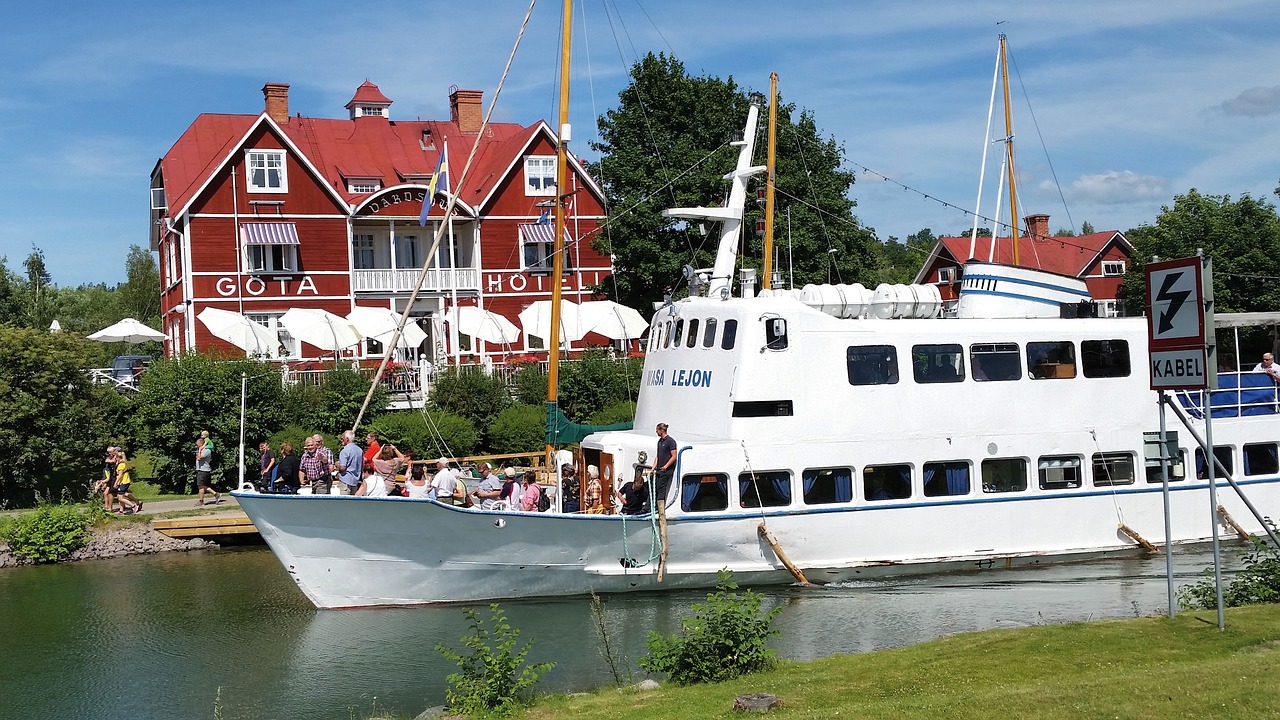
[645,368,713,388]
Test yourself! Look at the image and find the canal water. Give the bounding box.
[1,543,1239,720]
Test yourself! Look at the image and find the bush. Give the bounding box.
[282,365,388,437]
[436,604,554,716]
[420,409,479,459]
[638,570,781,685]
[364,411,436,459]
[429,366,511,439]
[588,400,637,426]
[488,404,546,454]
[1179,525,1280,609]
[1,503,94,563]
[510,362,548,406]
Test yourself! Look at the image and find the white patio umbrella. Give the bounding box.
[87,317,166,343]
[280,308,363,353]
[444,306,520,345]
[579,300,649,341]
[518,300,586,345]
[345,306,428,348]
[197,307,278,355]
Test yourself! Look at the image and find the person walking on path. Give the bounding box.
[112,449,142,515]
[334,431,363,495]
[195,431,220,506]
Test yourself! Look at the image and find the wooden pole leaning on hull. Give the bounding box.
[1118,523,1157,552]
[656,501,669,582]
[1217,505,1251,542]
[757,522,809,585]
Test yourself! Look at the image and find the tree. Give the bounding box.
[118,245,161,324]
[0,326,115,507]
[428,367,511,446]
[1080,221,1096,235]
[133,353,288,492]
[1117,190,1280,315]
[0,257,22,324]
[872,229,932,285]
[20,245,57,330]
[589,53,877,311]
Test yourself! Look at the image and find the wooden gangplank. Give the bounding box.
[153,512,259,538]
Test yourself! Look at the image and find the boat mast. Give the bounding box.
[546,0,573,463]
[763,72,778,290]
[999,33,1021,266]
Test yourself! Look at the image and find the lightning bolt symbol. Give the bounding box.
[1156,272,1191,334]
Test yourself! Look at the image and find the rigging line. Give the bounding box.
[1007,44,1076,235]
[785,122,844,284]
[623,0,675,55]
[351,0,538,434]
[1089,428,1127,524]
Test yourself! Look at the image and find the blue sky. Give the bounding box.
[3,1,1278,288]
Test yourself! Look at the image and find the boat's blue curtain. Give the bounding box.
[923,465,938,493]
[715,475,728,504]
[771,475,790,502]
[834,469,853,502]
[682,476,699,512]
[802,473,816,496]
[947,464,970,494]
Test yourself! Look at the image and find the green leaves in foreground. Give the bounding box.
[0,502,97,563]
[640,569,781,685]
[437,603,554,716]
[1179,527,1280,609]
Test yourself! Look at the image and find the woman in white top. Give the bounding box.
[404,463,432,499]
[356,465,387,497]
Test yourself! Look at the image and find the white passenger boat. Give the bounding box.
[234,93,1280,608]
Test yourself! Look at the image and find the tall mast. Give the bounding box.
[999,34,1021,266]
[762,72,778,290]
[546,0,573,462]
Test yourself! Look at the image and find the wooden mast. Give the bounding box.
[999,34,1021,266]
[545,0,573,466]
[762,72,778,290]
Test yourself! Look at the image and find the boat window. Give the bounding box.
[673,319,685,347]
[1194,446,1233,479]
[863,464,911,501]
[1027,341,1076,379]
[912,344,965,383]
[969,343,1021,382]
[686,318,700,348]
[1144,449,1187,483]
[721,319,738,350]
[681,473,728,512]
[764,317,788,350]
[1243,443,1279,476]
[1091,452,1136,486]
[663,321,673,349]
[923,461,970,497]
[1038,455,1083,490]
[802,467,854,505]
[847,345,899,385]
[739,471,791,508]
[1082,340,1131,378]
[981,458,1027,493]
[703,318,718,348]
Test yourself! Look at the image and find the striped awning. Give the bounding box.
[241,222,300,245]
[518,223,570,244]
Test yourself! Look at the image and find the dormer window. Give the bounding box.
[524,156,556,197]
[360,106,385,117]
[348,179,381,194]
[246,150,287,193]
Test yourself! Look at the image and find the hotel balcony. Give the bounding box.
[352,267,480,293]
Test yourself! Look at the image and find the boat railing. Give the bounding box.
[1174,372,1280,418]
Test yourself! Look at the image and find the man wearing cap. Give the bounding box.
[431,458,457,503]
[471,463,503,510]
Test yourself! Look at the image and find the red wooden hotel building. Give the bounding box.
[150,81,615,364]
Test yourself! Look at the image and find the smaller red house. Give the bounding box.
[912,214,1134,317]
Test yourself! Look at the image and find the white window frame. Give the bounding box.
[360,106,385,117]
[398,234,422,269]
[937,266,956,284]
[1102,260,1126,276]
[245,312,296,359]
[246,150,287,193]
[245,244,299,274]
[150,187,166,210]
[524,156,557,197]
[353,234,375,270]
[1097,300,1119,318]
[348,180,380,194]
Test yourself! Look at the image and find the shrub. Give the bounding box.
[429,367,511,443]
[436,604,554,716]
[510,362,548,406]
[282,365,388,437]
[364,411,436,459]
[488,404,546,454]
[638,570,781,685]
[1,503,93,563]
[1179,525,1280,609]
[588,400,637,426]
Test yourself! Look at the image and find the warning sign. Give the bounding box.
[1145,256,1209,391]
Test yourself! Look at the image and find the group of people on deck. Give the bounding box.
[247,422,678,516]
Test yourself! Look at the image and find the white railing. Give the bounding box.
[352,267,479,293]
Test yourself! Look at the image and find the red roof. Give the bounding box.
[934,231,1128,277]
[345,80,393,108]
[156,83,563,218]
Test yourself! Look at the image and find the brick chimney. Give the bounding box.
[1024,213,1050,241]
[449,88,483,133]
[262,83,290,124]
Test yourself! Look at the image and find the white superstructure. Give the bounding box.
[235,101,1280,609]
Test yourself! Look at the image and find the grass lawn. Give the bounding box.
[513,603,1280,720]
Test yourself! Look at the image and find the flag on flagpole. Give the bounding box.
[419,142,450,227]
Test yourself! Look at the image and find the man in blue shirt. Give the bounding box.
[335,430,363,495]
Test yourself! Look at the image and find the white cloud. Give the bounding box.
[1220,86,1280,117]
[1060,171,1166,204]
